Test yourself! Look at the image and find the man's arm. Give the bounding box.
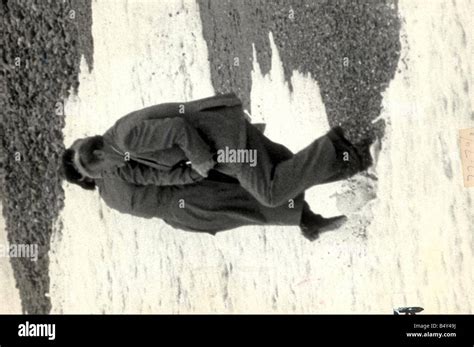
[124,117,214,168]
[110,163,203,186]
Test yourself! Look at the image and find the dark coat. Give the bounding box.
[96,173,304,235]
[102,93,248,186]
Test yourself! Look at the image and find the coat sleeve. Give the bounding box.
[129,94,241,116]
[123,117,214,166]
[110,163,203,186]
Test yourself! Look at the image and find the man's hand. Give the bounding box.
[192,157,216,177]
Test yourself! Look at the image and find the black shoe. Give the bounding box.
[354,138,374,172]
[327,126,372,178]
[300,215,348,241]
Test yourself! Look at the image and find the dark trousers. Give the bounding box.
[220,122,342,207]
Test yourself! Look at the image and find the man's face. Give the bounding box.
[71,136,108,178]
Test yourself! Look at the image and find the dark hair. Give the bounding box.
[61,148,96,190]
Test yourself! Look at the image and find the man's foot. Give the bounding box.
[354,138,373,172]
[300,215,348,241]
[327,126,373,178]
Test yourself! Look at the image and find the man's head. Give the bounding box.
[62,135,119,190]
[61,146,96,191]
[70,135,108,179]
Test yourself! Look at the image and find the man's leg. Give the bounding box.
[232,123,367,207]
